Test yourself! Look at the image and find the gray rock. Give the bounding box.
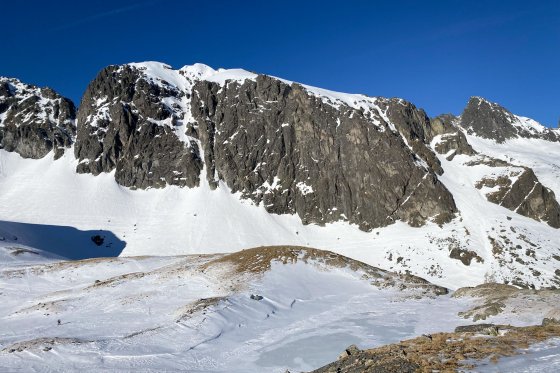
[454,324,499,335]
[476,167,560,228]
[0,78,76,159]
[75,64,458,230]
[459,96,560,143]
[430,114,476,160]
[542,318,560,326]
[338,344,361,360]
[191,76,457,230]
[74,65,202,188]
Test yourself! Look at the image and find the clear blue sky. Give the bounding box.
[2,0,559,126]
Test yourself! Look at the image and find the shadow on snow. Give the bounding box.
[0,220,126,260]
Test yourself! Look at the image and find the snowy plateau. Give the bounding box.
[0,62,560,372]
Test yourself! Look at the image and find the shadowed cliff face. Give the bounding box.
[0,78,76,159]
[190,75,456,230]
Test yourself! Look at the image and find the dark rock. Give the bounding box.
[454,324,499,335]
[376,98,443,174]
[449,248,483,266]
[312,349,419,373]
[0,77,76,159]
[459,96,560,143]
[542,318,560,327]
[91,235,104,246]
[74,64,202,189]
[73,63,459,231]
[338,344,361,360]
[500,169,560,228]
[433,132,476,160]
[191,75,457,230]
[250,294,263,301]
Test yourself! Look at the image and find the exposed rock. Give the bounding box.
[449,248,483,266]
[459,96,560,143]
[311,323,560,373]
[91,235,104,246]
[315,348,418,373]
[475,167,560,228]
[191,75,457,230]
[454,283,560,322]
[376,98,443,174]
[454,324,499,335]
[2,337,89,353]
[433,132,476,161]
[0,77,76,159]
[250,294,263,301]
[74,64,202,189]
[542,318,560,327]
[73,63,458,230]
[338,344,361,360]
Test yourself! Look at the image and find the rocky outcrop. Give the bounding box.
[475,167,560,228]
[0,77,76,159]
[72,63,458,230]
[376,98,443,174]
[191,75,457,229]
[431,114,476,160]
[459,96,560,143]
[74,64,202,188]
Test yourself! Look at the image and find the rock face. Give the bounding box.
[431,115,476,160]
[376,98,444,174]
[0,77,76,159]
[473,163,560,228]
[191,75,456,229]
[74,64,203,188]
[71,62,459,230]
[459,96,560,143]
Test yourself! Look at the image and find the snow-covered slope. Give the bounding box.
[1,246,554,372]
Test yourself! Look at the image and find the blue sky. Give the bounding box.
[2,1,559,126]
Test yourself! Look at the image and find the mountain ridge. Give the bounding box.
[1,61,560,290]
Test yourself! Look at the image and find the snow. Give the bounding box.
[477,338,560,372]
[430,136,560,287]
[0,250,547,372]
[2,137,560,290]
[466,134,560,197]
[124,62,399,135]
[296,181,314,196]
[0,149,484,289]
[513,115,547,134]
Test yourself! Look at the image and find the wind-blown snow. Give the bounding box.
[0,252,549,372]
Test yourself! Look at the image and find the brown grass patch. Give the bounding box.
[202,246,448,296]
[312,324,560,372]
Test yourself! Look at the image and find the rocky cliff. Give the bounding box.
[2,63,559,235]
[72,63,457,230]
[0,77,76,159]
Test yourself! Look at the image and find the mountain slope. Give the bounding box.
[3,245,559,372]
[0,62,559,290]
